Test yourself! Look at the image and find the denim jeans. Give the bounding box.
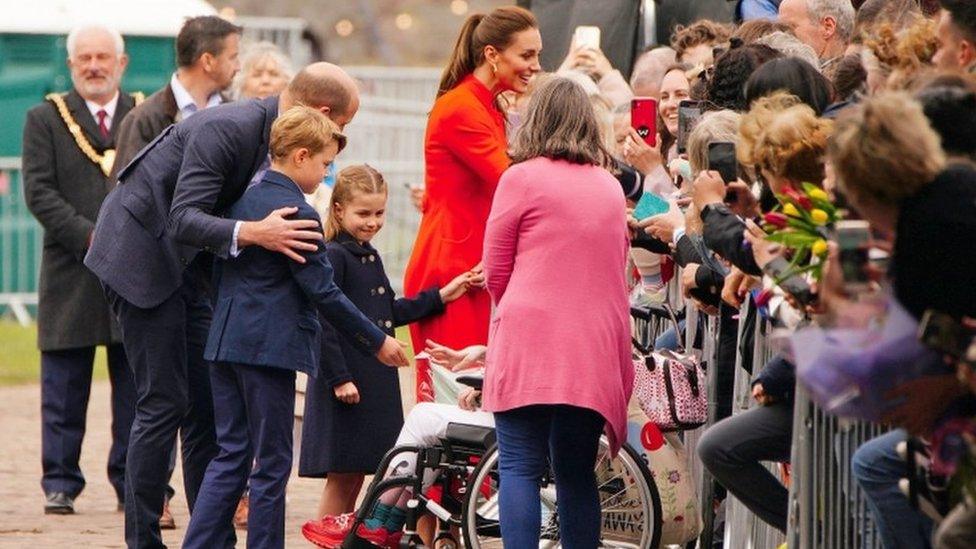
[852,429,933,549]
[493,404,606,548]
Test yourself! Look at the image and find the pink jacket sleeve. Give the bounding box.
[482,168,525,305]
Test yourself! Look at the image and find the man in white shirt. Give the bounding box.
[112,16,240,179]
[22,23,139,517]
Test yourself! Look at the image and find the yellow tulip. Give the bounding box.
[811,208,829,225]
[782,203,800,217]
[809,188,829,201]
[812,239,828,256]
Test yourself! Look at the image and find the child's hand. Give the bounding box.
[439,272,472,303]
[424,339,486,372]
[468,262,486,289]
[458,387,482,411]
[376,336,409,368]
[334,381,360,404]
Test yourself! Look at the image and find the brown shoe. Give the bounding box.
[159,498,176,530]
[233,493,249,529]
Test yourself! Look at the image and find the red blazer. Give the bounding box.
[403,75,510,400]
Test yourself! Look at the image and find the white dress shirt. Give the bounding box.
[170,72,222,121]
[84,91,120,132]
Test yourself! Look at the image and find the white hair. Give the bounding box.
[630,47,677,92]
[756,31,821,69]
[231,41,294,100]
[808,0,856,42]
[66,24,125,58]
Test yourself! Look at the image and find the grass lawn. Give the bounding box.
[0,321,108,386]
[0,321,412,387]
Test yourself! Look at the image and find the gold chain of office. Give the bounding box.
[45,92,145,177]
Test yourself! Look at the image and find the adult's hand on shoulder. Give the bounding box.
[376,335,409,368]
[238,206,323,263]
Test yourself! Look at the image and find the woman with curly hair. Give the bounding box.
[695,93,833,533]
[671,19,734,68]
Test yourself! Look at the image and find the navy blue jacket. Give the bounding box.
[203,170,386,374]
[85,96,278,308]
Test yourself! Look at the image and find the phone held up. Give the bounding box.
[573,25,601,51]
[835,220,871,294]
[631,97,658,147]
[707,141,740,203]
[677,100,703,154]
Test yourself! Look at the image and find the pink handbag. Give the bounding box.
[632,306,707,432]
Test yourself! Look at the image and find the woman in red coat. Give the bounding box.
[404,6,542,402]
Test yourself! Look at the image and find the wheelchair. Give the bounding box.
[340,376,663,549]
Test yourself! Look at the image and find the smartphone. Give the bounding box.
[573,25,601,50]
[836,220,871,293]
[631,97,658,147]
[707,142,737,184]
[779,275,817,308]
[919,310,976,360]
[677,100,703,154]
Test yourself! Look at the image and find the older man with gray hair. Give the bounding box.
[778,0,855,69]
[22,23,140,515]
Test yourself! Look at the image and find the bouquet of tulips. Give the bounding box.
[760,182,840,283]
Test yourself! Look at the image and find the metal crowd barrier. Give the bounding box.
[723,298,787,548]
[715,296,889,549]
[787,387,888,548]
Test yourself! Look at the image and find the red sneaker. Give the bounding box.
[301,513,356,548]
[355,524,404,549]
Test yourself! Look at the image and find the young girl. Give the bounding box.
[298,164,479,522]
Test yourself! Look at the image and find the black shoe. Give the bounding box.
[44,492,75,515]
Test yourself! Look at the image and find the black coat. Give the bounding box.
[299,232,444,476]
[22,89,136,350]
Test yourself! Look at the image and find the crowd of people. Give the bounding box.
[19,0,976,548]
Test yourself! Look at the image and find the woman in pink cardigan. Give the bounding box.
[481,77,634,547]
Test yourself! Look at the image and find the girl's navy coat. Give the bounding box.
[299,231,444,476]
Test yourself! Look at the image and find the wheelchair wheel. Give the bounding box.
[460,437,662,548]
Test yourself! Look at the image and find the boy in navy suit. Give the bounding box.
[183,106,402,549]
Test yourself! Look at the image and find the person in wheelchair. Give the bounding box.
[302,341,493,549]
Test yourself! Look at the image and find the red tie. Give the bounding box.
[96,109,110,139]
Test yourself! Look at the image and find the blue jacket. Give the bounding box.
[203,170,386,375]
[86,96,278,308]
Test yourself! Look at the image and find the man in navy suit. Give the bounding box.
[184,106,376,549]
[85,63,409,549]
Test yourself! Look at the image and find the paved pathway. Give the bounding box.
[0,372,416,547]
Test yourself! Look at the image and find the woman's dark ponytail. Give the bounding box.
[437,6,538,97]
[439,14,485,97]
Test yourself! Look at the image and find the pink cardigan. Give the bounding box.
[480,157,635,454]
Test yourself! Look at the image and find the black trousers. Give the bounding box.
[696,399,794,532]
[40,343,134,501]
[106,266,217,549]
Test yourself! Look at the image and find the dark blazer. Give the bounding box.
[22,89,136,350]
[86,96,277,308]
[701,203,762,276]
[300,231,444,477]
[109,84,178,182]
[203,170,387,373]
